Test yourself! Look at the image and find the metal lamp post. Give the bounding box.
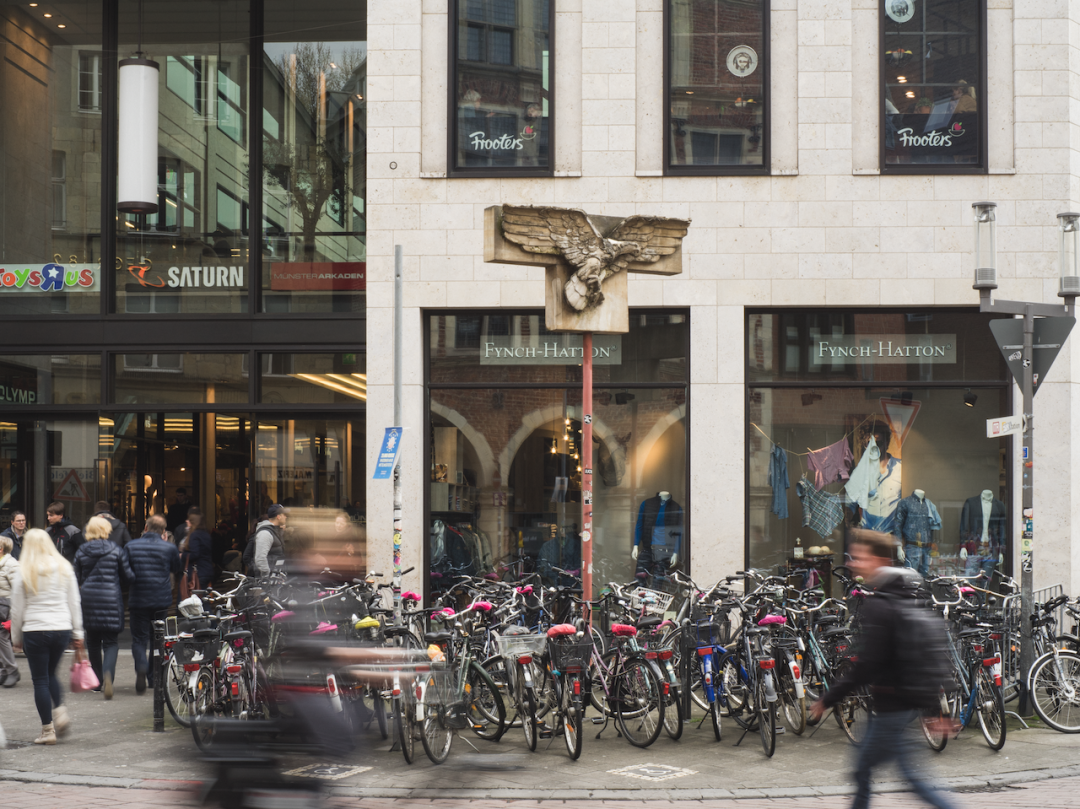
[971,202,1078,714]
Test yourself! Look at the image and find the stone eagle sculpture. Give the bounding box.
[500,206,691,312]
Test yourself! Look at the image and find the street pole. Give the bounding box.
[393,245,403,620]
[582,333,593,603]
[1018,306,1034,714]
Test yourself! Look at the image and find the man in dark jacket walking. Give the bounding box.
[250,504,287,577]
[0,511,27,560]
[123,515,180,693]
[45,502,84,563]
[92,501,132,548]
[811,530,959,809]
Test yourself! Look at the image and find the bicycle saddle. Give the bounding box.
[503,625,531,636]
[636,616,663,631]
[401,591,421,601]
[469,601,494,612]
[758,615,787,626]
[384,626,413,638]
[223,630,252,644]
[310,622,337,635]
[822,626,849,639]
[516,585,534,595]
[271,610,295,622]
[424,630,452,644]
[815,615,841,626]
[547,623,577,638]
[611,624,637,637]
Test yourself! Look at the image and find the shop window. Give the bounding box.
[123,354,184,372]
[746,310,1011,587]
[427,311,689,599]
[258,352,367,403]
[78,52,103,113]
[451,0,553,174]
[0,355,102,406]
[882,0,985,170]
[262,0,366,313]
[667,0,768,173]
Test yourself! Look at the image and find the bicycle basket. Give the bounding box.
[548,636,592,672]
[629,587,675,617]
[176,632,217,668]
[693,617,731,648]
[494,632,548,661]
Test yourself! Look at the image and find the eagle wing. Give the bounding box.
[608,215,691,268]
[500,205,602,269]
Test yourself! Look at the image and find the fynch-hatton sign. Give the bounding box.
[480,334,623,365]
[810,334,957,365]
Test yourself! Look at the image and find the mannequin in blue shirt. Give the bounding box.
[632,492,684,575]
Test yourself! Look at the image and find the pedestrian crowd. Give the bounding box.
[0,498,301,747]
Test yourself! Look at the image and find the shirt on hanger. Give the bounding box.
[797,477,844,539]
[768,445,790,520]
[807,439,854,490]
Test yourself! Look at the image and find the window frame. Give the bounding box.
[663,0,771,176]
[879,0,988,175]
[447,0,556,178]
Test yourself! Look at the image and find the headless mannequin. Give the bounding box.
[895,489,925,564]
[632,491,680,567]
[959,489,994,560]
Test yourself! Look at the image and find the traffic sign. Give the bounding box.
[986,415,1024,438]
[990,316,1075,396]
[53,468,91,502]
[372,427,402,480]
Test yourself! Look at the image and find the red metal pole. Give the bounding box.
[582,332,593,603]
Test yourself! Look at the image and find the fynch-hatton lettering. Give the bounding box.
[483,341,616,359]
[816,341,950,358]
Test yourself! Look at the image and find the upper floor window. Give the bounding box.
[666,0,768,174]
[882,0,984,171]
[78,52,103,112]
[451,0,552,175]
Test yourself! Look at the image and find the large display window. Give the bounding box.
[747,310,1012,584]
[427,311,689,598]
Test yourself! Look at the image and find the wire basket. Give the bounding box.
[494,632,548,661]
[548,636,593,672]
[176,631,219,668]
[629,587,675,617]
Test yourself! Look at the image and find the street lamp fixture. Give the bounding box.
[972,201,997,291]
[1058,212,1080,298]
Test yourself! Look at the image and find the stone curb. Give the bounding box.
[0,762,1079,799]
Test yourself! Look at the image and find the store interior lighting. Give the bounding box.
[964,390,977,407]
[289,373,367,401]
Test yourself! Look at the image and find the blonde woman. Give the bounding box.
[75,516,134,699]
[9,528,84,745]
[0,535,20,687]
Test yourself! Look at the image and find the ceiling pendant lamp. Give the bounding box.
[117,1,159,214]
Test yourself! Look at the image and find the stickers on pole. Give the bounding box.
[372,427,402,480]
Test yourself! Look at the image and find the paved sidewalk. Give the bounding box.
[3,655,1080,802]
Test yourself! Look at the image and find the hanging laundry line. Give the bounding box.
[749,414,877,457]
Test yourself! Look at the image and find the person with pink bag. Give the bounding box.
[9,528,84,745]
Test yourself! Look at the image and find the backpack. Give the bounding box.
[242,532,259,574]
[882,591,955,708]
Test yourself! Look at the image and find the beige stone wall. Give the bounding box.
[366,0,1080,596]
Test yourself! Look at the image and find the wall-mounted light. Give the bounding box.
[1057,212,1080,297]
[971,201,998,290]
[117,1,159,214]
[963,390,977,407]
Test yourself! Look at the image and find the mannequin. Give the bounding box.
[960,489,1006,579]
[632,492,684,574]
[845,424,902,533]
[893,487,940,578]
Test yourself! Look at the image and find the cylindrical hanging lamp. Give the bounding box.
[117,56,160,214]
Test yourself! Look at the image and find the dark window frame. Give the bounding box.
[879,0,988,175]
[664,0,771,176]
[447,0,555,178]
[424,308,692,603]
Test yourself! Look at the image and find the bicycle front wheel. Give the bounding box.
[756,674,776,757]
[190,670,218,751]
[777,665,807,736]
[1030,651,1080,733]
[393,695,416,764]
[664,682,685,740]
[466,661,506,741]
[419,677,454,764]
[165,656,196,727]
[975,667,1006,749]
[560,675,584,760]
[614,659,665,748]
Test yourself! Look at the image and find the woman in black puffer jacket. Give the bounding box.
[74,516,135,699]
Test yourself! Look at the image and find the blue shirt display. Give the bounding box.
[769,445,790,520]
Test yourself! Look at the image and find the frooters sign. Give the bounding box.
[480,334,623,365]
[811,334,956,365]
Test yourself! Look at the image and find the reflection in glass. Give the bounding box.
[112,353,248,404]
[0,355,101,406]
[116,0,250,314]
[262,1,366,313]
[0,2,103,316]
[668,0,766,169]
[258,353,367,403]
[453,0,551,171]
[883,0,981,166]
